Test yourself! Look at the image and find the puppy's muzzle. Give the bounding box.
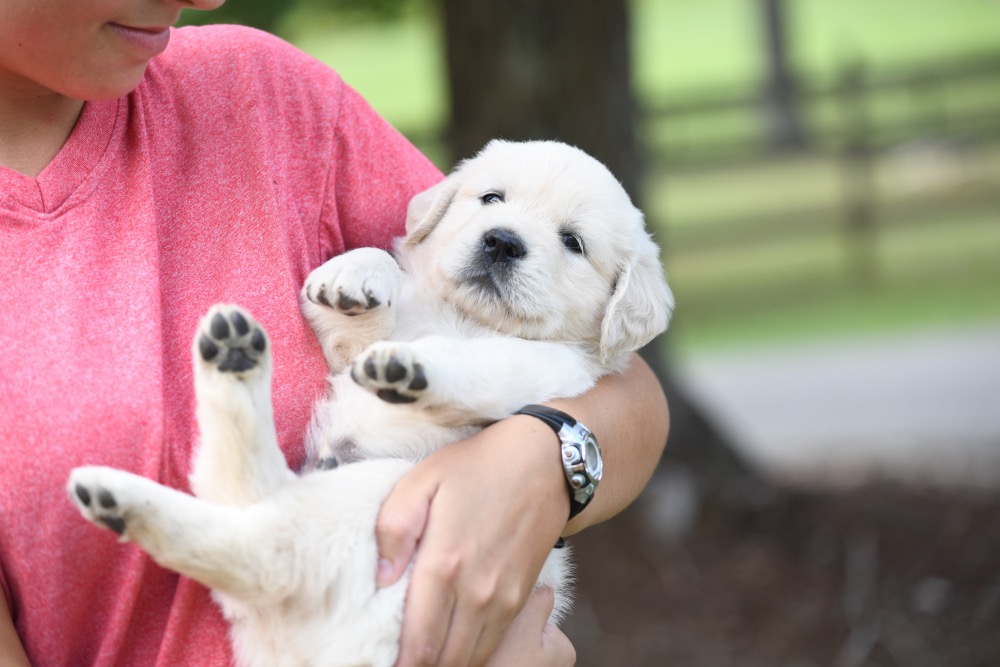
[482,228,526,264]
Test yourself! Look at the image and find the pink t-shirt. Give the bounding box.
[0,25,442,666]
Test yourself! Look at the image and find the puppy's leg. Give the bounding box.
[68,466,282,599]
[351,337,599,425]
[301,248,402,371]
[190,305,293,505]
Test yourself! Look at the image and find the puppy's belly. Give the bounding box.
[220,458,413,667]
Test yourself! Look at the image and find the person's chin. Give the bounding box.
[68,66,151,101]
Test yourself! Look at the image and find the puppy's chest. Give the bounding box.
[389,291,484,342]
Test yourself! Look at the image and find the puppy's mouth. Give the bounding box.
[451,250,540,329]
[458,261,518,298]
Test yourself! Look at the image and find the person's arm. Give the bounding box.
[0,596,30,667]
[549,352,669,536]
[376,352,668,667]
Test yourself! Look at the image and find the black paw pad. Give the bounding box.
[98,489,117,509]
[337,293,361,311]
[231,311,250,336]
[376,389,418,404]
[75,484,92,507]
[99,516,126,535]
[385,357,407,383]
[251,329,266,353]
[316,285,333,308]
[199,335,219,361]
[218,348,255,373]
[409,364,428,391]
[210,312,230,339]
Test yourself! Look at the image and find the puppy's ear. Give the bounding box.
[599,236,674,364]
[403,178,458,249]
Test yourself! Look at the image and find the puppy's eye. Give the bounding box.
[562,233,584,254]
[480,192,504,205]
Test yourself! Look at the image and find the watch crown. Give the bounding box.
[563,447,581,464]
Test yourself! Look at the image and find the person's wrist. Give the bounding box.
[505,414,571,530]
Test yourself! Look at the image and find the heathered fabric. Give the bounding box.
[0,25,441,666]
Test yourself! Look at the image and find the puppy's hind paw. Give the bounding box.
[67,467,135,539]
[351,342,428,404]
[196,305,269,377]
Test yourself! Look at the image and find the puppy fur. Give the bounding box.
[68,140,674,667]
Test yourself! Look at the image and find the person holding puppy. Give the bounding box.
[0,1,670,666]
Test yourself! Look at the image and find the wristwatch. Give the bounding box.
[514,405,602,520]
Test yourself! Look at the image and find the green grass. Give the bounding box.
[665,207,1000,354]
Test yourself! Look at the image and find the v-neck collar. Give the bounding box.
[0,97,123,216]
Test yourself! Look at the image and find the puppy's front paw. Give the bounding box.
[196,305,268,377]
[351,343,428,404]
[303,248,400,317]
[68,467,136,538]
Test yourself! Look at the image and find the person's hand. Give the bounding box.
[376,415,570,667]
[485,587,576,667]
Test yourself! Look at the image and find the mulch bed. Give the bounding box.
[562,482,1000,667]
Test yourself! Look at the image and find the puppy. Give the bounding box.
[68,140,673,667]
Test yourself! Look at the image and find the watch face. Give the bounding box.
[583,434,602,481]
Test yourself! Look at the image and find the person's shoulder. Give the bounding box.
[150,24,343,100]
[165,24,308,67]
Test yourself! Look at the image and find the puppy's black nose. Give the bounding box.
[482,229,526,264]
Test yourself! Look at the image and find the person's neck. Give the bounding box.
[0,82,86,179]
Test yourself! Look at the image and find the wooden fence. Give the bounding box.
[648,51,1000,291]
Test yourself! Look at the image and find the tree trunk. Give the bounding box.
[439,0,767,506]
[440,0,640,198]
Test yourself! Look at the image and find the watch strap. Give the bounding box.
[515,404,578,430]
[515,404,590,520]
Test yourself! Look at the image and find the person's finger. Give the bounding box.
[376,473,436,588]
[469,586,549,666]
[433,605,482,667]
[395,556,458,667]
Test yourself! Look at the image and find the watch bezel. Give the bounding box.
[556,421,602,507]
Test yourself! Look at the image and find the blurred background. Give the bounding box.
[184,1,1000,664]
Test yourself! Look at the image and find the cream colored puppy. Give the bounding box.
[68,140,673,667]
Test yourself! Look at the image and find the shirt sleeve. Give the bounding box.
[163,25,443,266]
[322,82,444,259]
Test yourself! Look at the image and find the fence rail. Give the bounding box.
[644,51,1000,167]
[648,51,1000,294]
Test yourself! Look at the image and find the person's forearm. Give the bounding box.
[0,596,30,667]
[547,352,669,536]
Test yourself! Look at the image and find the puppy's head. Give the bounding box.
[399,140,673,367]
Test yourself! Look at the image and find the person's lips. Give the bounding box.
[108,23,171,57]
